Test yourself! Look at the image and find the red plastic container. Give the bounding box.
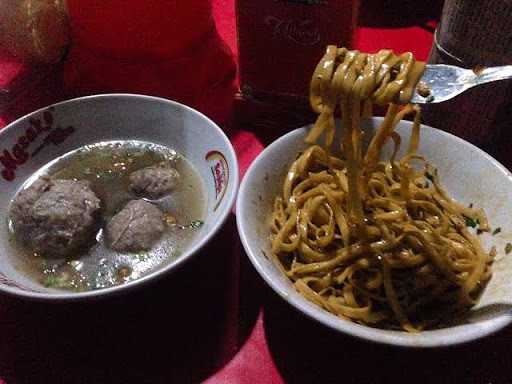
[66,0,215,60]
[64,0,236,122]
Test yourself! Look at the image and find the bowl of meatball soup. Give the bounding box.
[0,94,238,300]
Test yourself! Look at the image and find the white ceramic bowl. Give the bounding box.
[0,94,238,300]
[237,117,512,348]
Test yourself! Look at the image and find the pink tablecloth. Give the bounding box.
[1,1,512,383]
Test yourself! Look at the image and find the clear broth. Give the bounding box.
[7,140,206,291]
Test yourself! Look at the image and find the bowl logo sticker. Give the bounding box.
[206,150,229,211]
[0,107,75,182]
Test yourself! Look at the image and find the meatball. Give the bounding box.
[106,199,164,252]
[10,176,101,256]
[129,164,180,198]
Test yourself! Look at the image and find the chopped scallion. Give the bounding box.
[492,227,502,236]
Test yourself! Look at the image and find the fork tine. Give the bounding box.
[410,64,471,104]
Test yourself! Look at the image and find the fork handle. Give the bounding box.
[474,65,512,85]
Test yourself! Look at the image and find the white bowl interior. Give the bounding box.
[237,117,512,347]
[0,94,238,299]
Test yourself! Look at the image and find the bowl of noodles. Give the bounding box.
[237,46,512,347]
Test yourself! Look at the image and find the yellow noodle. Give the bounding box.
[271,46,494,331]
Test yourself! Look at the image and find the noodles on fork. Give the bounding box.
[270,46,495,332]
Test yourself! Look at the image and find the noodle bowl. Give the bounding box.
[269,47,495,332]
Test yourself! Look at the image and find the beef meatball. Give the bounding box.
[10,176,101,256]
[106,199,164,252]
[129,164,180,198]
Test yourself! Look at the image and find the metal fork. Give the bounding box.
[410,64,512,104]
